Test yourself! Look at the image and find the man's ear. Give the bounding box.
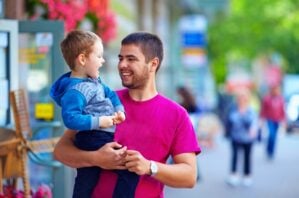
[150,57,159,72]
[77,53,86,66]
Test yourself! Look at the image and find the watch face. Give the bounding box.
[151,161,158,175]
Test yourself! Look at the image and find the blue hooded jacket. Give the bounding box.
[50,72,124,132]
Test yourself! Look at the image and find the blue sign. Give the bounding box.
[182,32,206,47]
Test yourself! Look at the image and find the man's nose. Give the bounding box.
[118,60,127,68]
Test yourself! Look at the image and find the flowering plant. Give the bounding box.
[26,0,117,44]
[79,0,117,44]
[0,184,52,198]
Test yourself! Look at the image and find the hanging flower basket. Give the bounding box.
[26,0,117,44]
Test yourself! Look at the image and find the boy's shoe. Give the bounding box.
[226,174,240,187]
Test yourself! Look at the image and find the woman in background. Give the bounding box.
[226,88,258,187]
[259,84,286,160]
[176,86,200,114]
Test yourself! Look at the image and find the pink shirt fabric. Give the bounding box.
[260,94,286,122]
[92,89,201,198]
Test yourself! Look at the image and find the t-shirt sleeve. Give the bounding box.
[170,110,201,156]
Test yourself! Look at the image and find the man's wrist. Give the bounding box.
[149,160,158,176]
[90,149,102,167]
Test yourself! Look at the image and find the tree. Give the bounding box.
[208,0,299,85]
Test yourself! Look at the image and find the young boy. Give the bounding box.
[50,30,138,198]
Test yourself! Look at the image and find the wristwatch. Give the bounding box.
[150,160,158,176]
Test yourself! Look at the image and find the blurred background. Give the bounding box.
[0,0,299,197]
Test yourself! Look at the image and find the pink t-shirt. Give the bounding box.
[92,89,201,198]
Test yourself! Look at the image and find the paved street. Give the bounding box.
[165,132,299,198]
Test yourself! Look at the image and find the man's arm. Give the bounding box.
[155,153,197,188]
[54,129,127,169]
[125,150,197,188]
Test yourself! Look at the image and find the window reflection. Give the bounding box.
[18,32,54,189]
[0,32,8,126]
[19,32,53,121]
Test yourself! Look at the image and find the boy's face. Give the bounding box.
[84,39,105,79]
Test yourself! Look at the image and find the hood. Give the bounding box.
[50,72,83,106]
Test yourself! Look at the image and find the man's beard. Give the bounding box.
[122,72,149,89]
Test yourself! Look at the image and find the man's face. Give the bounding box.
[118,44,150,89]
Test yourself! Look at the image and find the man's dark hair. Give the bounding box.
[121,32,164,72]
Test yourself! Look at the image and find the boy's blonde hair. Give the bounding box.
[60,30,101,70]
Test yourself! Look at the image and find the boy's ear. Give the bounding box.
[77,53,86,66]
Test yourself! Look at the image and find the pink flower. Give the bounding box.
[27,0,117,44]
[33,184,52,198]
[40,0,88,31]
[96,11,117,43]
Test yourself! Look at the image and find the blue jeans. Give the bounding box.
[230,141,252,175]
[266,120,279,159]
[73,130,139,198]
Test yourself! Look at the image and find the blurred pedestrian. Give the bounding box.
[217,88,235,139]
[226,88,258,187]
[196,112,222,148]
[175,86,201,181]
[176,86,200,114]
[259,84,286,160]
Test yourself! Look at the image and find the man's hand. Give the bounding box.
[54,130,127,170]
[95,142,127,170]
[124,150,151,175]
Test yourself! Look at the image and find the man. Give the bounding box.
[54,32,201,198]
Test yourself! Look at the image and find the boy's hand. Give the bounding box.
[113,111,126,124]
[99,116,115,128]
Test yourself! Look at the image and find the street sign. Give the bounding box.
[179,15,207,68]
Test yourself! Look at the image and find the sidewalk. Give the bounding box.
[165,133,299,198]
